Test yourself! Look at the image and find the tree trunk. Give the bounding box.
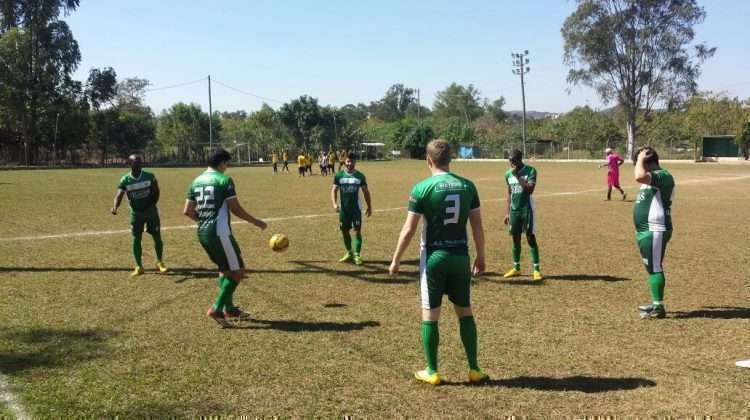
[626,113,637,160]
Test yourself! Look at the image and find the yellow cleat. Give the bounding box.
[130,266,144,278]
[468,369,490,383]
[503,268,521,278]
[532,271,544,281]
[353,254,363,266]
[338,253,353,263]
[156,261,168,273]
[414,369,441,385]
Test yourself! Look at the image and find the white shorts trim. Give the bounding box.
[419,249,430,310]
[651,231,664,273]
[219,234,241,271]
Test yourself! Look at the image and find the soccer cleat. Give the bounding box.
[502,268,521,278]
[130,266,144,278]
[468,369,490,383]
[156,261,168,273]
[532,271,544,281]
[338,253,353,263]
[353,254,363,266]
[414,369,441,385]
[207,307,229,328]
[622,192,628,201]
[638,304,666,319]
[224,306,252,322]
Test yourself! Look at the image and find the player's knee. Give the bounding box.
[527,234,537,247]
[454,305,473,318]
[228,270,245,282]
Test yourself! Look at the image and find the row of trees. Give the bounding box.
[1,0,748,164]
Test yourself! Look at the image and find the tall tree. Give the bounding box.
[433,83,484,123]
[369,84,417,122]
[0,0,81,164]
[278,95,322,149]
[562,0,715,157]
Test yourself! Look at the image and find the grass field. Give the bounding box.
[0,160,749,418]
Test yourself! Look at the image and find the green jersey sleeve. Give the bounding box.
[470,183,480,210]
[527,167,537,185]
[360,173,367,187]
[408,184,424,214]
[117,175,127,191]
[225,177,237,199]
[333,172,341,186]
[650,170,662,188]
[186,182,197,201]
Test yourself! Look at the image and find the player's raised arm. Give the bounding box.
[112,188,125,215]
[362,185,372,217]
[227,197,267,230]
[634,149,653,184]
[469,208,486,276]
[389,211,420,275]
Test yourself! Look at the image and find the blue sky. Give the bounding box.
[67,0,750,114]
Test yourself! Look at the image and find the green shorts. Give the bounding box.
[339,209,362,231]
[508,209,534,236]
[131,206,160,236]
[636,230,671,274]
[420,249,471,309]
[198,234,245,272]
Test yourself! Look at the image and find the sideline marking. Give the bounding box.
[2,174,748,243]
[0,372,29,420]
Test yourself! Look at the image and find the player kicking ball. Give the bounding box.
[331,153,372,265]
[502,149,543,281]
[390,139,489,386]
[633,146,674,319]
[599,148,627,201]
[112,154,168,277]
[183,149,267,327]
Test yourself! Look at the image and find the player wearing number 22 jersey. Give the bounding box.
[390,139,489,386]
[633,146,675,319]
[184,149,267,327]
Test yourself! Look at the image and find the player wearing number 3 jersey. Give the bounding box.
[184,149,267,327]
[390,139,489,386]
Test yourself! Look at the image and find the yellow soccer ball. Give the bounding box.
[269,233,289,252]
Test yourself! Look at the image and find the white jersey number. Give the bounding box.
[194,186,215,209]
[444,194,460,225]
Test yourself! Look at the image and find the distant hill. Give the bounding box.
[507,110,559,120]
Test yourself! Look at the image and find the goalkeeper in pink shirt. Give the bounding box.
[599,148,626,201]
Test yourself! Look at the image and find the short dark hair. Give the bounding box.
[427,139,452,166]
[633,146,659,165]
[509,149,523,164]
[347,152,356,161]
[208,149,232,169]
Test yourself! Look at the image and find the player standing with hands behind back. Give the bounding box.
[389,139,489,386]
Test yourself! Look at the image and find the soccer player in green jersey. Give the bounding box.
[633,146,675,319]
[331,152,372,265]
[111,154,168,277]
[183,149,268,327]
[502,149,543,281]
[389,139,489,386]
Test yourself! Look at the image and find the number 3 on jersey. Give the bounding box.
[444,194,460,225]
[194,186,215,209]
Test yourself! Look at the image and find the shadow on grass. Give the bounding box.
[234,319,380,332]
[443,375,656,392]
[480,272,629,284]
[671,306,750,319]
[0,328,117,375]
[249,259,418,285]
[0,266,217,282]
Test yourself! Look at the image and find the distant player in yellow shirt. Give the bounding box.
[297,153,306,177]
[328,149,337,174]
[271,151,279,175]
[338,150,347,171]
[305,152,313,175]
[282,150,290,173]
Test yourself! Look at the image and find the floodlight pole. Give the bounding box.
[208,74,213,151]
[512,51,530,156]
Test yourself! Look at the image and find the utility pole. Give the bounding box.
[208,75,213,151]
[53,112,60,166]
[512,50,530,156]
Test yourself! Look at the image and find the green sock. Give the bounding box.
[133,236,143,267]
[421,321,439,374]
[342,230,352,254]
[152,232,164,261]
[224,277,238,310]
[353,233,362,254]
[530,245,540,271]
[512,244,521,270]
[459,316,479,371]
[213,276,232,312]
[648,272,665,304]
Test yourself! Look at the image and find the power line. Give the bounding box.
[211,79,285,104]
[144,77,207,92]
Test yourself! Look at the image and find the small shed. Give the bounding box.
[702,135,738,159]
